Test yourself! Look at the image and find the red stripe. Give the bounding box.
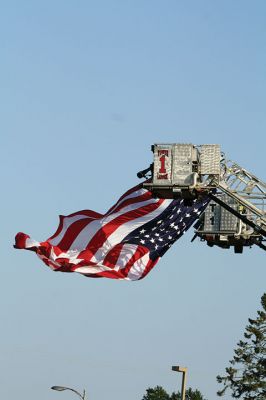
[56,245,150,280]
[14,232,30,249]
[82,267,130,279]
[71,249,97,266]
[53,217,97,251]
[48,210,102,241]
[48,215,64,241]
[102,243,124,269]
[117,245,149,278]
[50,245,63,257]
[23,238,156,280]
[85,198,164,254]
[83,270,120,279]
[14,181,172,280]
[106,191,152,216]
[105,184,143,214]
[63,210,103,218]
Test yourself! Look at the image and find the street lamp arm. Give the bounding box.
[65,387,84,400]
[51,386,86,400]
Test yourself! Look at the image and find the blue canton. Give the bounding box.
[122,197,209,261]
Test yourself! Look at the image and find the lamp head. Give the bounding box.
[51,386,68,391]
[172,366,187,373]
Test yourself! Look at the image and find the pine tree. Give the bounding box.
[217,293,266,399]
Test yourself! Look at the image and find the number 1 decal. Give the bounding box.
[157,149,169,179]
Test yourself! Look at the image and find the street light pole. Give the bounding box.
[51,386,86,400]
[172,366,187,400]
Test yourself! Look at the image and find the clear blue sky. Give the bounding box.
[1,1,266,399]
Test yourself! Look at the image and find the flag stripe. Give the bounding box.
[48,211,103,241]
[86,198,165,259]
[91,198,170,263]
[14,183,210,280]
[105,184,145,214]
[116,245,150,279]
[102,243,125,269]
[68,197,162,252]
[127,252,152,281]
[106,189,151,216]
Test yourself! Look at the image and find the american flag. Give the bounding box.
[14,184,209,281]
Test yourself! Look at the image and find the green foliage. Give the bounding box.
[142,386,170,400]
[170,387,206,400]
[217,293,266,399]
[141,385,207,400]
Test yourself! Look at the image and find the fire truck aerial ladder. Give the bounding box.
[137,144,266,253]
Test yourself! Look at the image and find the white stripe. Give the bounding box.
[25,238,40,248]
[67,197,160,251]
[50,244,139,272]
[91,199,172,263]
[49,214,92,246]
[50,247,58,261]
[106,188,147,215]
[127,252,151,280]
[51,249,83,265]
[74,263,112,275]
[50,190,152,248]
[114,243,139,271]
[37,253,59,270]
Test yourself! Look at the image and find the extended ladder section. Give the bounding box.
[138,143,266,252]
[196,161,266,252]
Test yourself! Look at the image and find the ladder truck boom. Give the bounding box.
[137,143,266,253]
